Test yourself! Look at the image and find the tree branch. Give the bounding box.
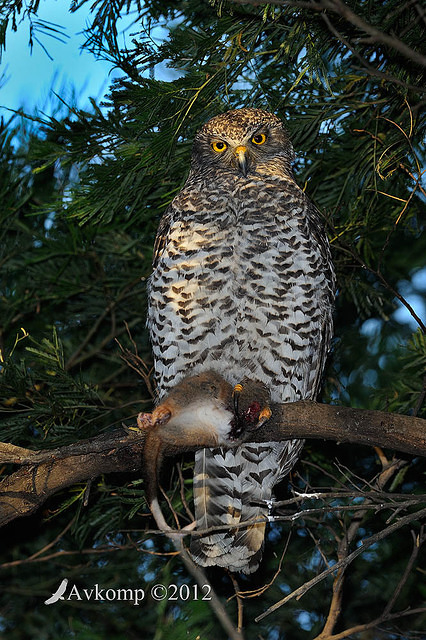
[255,505,426,621]
[172,539,245,640]
[313,450,406,639]
[258,401,426,456]
[0,430,146,527]
[230,0,426,67]
[319,11,423,92]
[323,0,426,68]
[0,400,424,528]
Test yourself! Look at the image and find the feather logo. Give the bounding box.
[44,578,68,605]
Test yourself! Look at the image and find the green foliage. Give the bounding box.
[0,1,425,639]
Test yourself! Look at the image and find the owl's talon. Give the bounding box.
[231,380,273,436]
[232,382,244,416]
[257,406,272,428]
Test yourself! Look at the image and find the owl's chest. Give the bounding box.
[150,179,331,396]
[163,181,309,283]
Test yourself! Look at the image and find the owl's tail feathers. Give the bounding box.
[191,522,266,575]
[190,447,266,574]
[190,441,303,574]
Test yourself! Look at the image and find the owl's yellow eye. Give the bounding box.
[211,140,228,153]
[252,133,267,145]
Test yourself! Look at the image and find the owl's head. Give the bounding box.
[191,108,294,178]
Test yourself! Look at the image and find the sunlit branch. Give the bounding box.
[0,400,424,527]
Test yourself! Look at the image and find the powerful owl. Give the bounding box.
[147,108,335,573]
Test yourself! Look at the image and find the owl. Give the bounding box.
[147,108,335,573]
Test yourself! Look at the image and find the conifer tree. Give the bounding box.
[0,2,425,638]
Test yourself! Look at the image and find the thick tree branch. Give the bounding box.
[255,401,425,456]
[0,430,146,527]
[0,401,424,528]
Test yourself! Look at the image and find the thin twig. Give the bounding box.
[255,506,426,621]
[313,450,403,638]
[176,462,195,522]
[327,218,426,333]
[116,326,155,399]
[172,537,244,640]
[382,527,425,617]
[324,0,426,67]
[313,606,426,640]
[320,12,423,92]
[1,544,123,569]
[227,572,244,632]
[236,530,293,600]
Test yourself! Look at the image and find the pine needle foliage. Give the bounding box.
[0,1,425,639]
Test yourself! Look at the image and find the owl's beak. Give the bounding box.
[234,145,248,176]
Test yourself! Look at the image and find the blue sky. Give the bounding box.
[0,0,123,114]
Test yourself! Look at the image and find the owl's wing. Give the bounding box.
[152,205,175,270]
[190,439,304,574]
[304,200,336,393]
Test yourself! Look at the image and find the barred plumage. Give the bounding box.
[147,108,335,573]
